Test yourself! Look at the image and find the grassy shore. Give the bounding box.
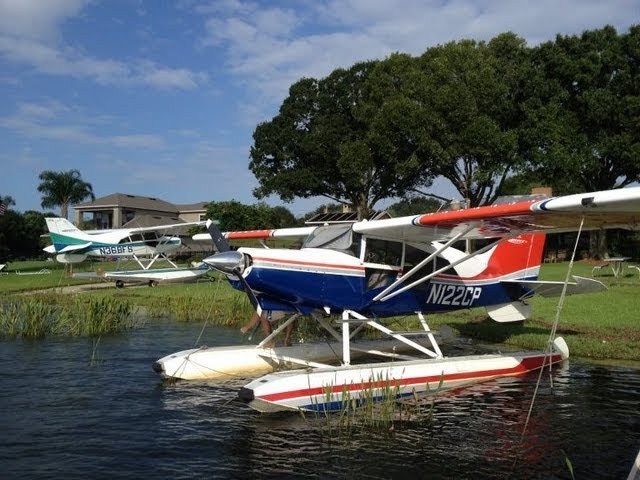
[1,259,638,362]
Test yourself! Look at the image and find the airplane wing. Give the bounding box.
[354,187,640,243]
[126,220,207,234]
[193,226,316,242]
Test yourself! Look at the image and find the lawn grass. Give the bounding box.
[2,259,638,361]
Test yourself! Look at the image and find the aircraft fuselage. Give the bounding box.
[231,247,533,317]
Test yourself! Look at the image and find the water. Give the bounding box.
[2,319,639,479]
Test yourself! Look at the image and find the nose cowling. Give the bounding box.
[203,250,245,275]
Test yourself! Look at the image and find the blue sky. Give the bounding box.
[1,0,638,218]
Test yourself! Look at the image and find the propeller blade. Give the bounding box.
[204,220,262,316]
[206,219,230,253]
[233,268,262,316]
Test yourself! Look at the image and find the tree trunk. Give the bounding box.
[589,230,608,259]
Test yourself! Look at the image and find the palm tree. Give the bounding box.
[37,170,95,219]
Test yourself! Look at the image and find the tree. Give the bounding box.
[387,196,442,217]
[205,201,297,231]
[0,194,15,209]
[527,26,640,257]
[250,60,435,220]
[529,25,640,193]
[415,33,535,207]
[37,170,95,219]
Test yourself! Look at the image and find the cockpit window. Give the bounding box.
[303,224,354,250]
[365,238,403,267]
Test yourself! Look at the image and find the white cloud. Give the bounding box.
[0,35,207,89]
[0,0,208,90]
[0,101,165,148]
[197,0,639,118]
[0,0,90,41]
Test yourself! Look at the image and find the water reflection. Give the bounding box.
[1,319,639,479]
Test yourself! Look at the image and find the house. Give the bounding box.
[73,193,208,229]
[73,193,212,258]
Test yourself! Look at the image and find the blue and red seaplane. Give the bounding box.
[154,187,640,412]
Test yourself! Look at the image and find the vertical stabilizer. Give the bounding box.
[45,217,81,236]
[484,233,546,280]
[484,233,547,322]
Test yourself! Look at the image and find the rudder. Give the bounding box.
[485,233,546,280]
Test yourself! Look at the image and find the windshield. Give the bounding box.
[302,224,354,250]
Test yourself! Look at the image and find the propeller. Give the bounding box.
[202,220,263,316]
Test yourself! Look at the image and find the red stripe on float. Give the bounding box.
[258,354,560,403]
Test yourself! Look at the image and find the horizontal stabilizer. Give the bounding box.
[486,302,532,322]
[502,275,607,298]
[59,242,92,253]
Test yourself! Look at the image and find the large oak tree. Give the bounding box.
[250,60,435,220]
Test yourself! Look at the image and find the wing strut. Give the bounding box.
[375,232,521,303]
[373,225,475,302]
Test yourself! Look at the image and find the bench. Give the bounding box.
[628,265,640,279]
[591,264,609,277]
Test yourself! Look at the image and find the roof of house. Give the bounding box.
[175,202,209,212]
[121,214,185,229]
[74,193,179,213]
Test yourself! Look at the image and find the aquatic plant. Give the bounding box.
[0,296,135,338]
[304,369,442,436]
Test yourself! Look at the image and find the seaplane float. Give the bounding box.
[153,187,640,413]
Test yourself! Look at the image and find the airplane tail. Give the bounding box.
[481,233,605,322]
[484,233,547,280]
[44,218,91,260]
[481,233,546,323]
[45,217,82,236]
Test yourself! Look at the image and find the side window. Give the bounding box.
[404,244,455,277]
[364,238,403,267]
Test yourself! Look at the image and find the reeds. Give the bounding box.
[305,371,443,435]
[0,296,135,338]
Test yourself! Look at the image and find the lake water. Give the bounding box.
[2,318,639,479]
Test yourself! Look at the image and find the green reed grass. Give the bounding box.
[306,370,442,435]
[0,296,135,338]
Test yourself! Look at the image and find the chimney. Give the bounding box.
[531,186,552,198]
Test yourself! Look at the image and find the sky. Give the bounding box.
[1,0,638,218]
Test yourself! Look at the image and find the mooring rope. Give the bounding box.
[193,276,221,347]
[521,216,585,436]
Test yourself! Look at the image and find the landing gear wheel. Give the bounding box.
[149,280,158,287]
[115,280,124,289]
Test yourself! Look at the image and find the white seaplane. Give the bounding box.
[154,187,640,413]
[44,217,210,287]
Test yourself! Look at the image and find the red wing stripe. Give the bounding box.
[226,230,274,239]
[416,200,538,226]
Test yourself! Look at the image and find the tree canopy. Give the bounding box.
[205,201,297,232]
[250,60,435,220]
[527,25,640,194]
[250,25,639,214]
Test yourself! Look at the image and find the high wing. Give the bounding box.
[126,220,206,235]
[354,187,640,244]
[192,226,316,242]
